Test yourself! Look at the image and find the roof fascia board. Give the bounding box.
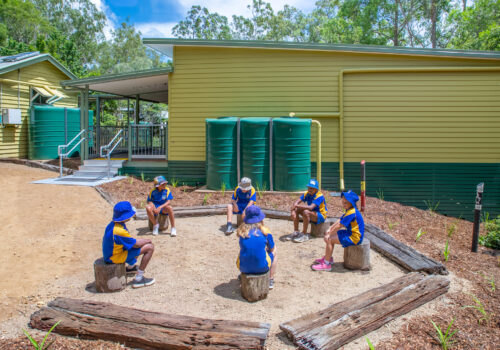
[61,67,173,88]
[143,38,500,60]
[0,54,77,79]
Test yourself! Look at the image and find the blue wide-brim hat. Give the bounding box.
[113,201,137,222]
[341,190,359,208]
[307,179,319,190]
[244,205,265,224]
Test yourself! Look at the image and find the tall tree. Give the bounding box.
[172,5,232,40]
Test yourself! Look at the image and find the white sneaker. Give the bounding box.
[152,224,159,236]
[170,227,177,237]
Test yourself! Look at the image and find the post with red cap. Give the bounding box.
[360,160,366,212]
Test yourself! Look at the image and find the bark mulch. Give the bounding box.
[44,157,82,171]
[2,176,497,349]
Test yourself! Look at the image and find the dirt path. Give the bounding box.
[0,163,110,324]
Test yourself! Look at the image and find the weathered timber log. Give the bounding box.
[343,238,371,271]
[310,222,328,237]
[241,272,269,302]
[30,297,271,349]
[364,222,447,275]
[148,213,169,231]
[280,273,449,350]
[93,258,126,293]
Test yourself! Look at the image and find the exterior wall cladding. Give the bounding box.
[166,45,500,220]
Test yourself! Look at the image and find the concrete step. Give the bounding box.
[73,170,118,178]
[78,165,122,172]
[84,159,125,167]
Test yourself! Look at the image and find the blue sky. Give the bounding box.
[93,0,316,38]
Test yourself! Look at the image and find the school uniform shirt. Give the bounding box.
[232,187,257,209]
[102,222,137,264]
[339,207,365,244]
[300,191,328,217]
[237,228,273,274]
[148,187,173,207]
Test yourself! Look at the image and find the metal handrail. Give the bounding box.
[58,129,86,178]
[100,129,123,178]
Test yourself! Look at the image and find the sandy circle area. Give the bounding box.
[1,162,460,349]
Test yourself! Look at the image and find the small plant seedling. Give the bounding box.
[387,221,398,230]
[424,199,440,213]
[415,228,427,242]
[23,320,61,350]
[430,318,456,350]
[446,223,457,238]
[202,193,212,206]
[127,175,133,185]
[376,188,384,201]
[480,211,491,224]
[272,203,278,210]
[221,182,226,196]
[443,239,450,262]
[463,294,491,324]
[255,182,265,199]
[365,336,375,350]
[140,172,145,182]
[479,272,496,292]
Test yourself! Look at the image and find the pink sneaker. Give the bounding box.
[312,261,332,271]
[314,256,333,264]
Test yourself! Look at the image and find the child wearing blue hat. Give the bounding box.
[289,179,328,243]
[146,175,176,236]
[236,205,277,289]
[312,190,365,271]
[103,201,156,288]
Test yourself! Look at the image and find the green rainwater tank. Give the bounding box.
[206,117,238,190]
[29,106,93,160]
[273,118,311,191]
[240,118,270,190]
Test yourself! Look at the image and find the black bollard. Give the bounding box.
[471,182,484,253]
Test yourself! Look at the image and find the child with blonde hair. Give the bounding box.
[236,205,277,289]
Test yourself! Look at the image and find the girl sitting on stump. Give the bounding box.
[236,205,277,289]
[311,190,365,272]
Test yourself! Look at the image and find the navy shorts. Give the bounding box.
[312,212,326,224]
[125,247,141,265]
[233,203,247,215]
[337,229,356,248]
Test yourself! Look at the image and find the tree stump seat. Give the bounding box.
[343,238,371,271]
[237,214,243,227]
[148,213,169,231]
[240,272,269,302]
[94,257,126,293]
[310,222,328,237]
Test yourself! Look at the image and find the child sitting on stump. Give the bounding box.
[236,205,277,289]
[146,175,177,236]
[103,201,156,288]
[312,190,365,272]
[226,177,256,235]
[289,179,328,243]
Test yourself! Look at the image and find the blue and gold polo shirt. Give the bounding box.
[102,222,137,264]
[147,187,173,207]
[340,207,365,244]
[300,191,328,217]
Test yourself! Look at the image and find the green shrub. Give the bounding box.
[479,215,500,250]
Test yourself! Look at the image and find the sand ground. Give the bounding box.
[0,162,466,349]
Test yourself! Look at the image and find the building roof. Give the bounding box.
[61,67,172,103]
[143,38,500,61]
[0,52,77,79]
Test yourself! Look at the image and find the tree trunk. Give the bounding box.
[93,258,126,293]
[241,272,269,302]
[394,0,400,46]
[431,0,437,48]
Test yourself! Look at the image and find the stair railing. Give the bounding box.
[100,129,123,178]
[57,129,87,178]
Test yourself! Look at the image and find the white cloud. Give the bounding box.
[135,22,178,38]
[90,0,119,40]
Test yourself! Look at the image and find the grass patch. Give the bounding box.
[463,294,491,325]
[23,320,60,350]
[443,239,450,262]
[430,318,456,350]
[415,228,427,242]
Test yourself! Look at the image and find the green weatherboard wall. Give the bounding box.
[273,118,311,191]
[29,106,93,160]
[240,118,270,190]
